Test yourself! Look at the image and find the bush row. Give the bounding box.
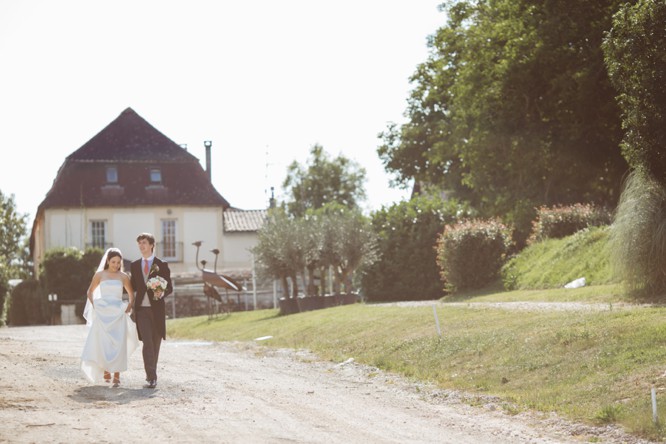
[363,201,610,298]
[528,203,612,245]
[6,247,102,326]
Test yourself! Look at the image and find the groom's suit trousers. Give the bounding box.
[136,307,162,381]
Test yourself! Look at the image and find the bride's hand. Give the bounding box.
[125,305,132,314]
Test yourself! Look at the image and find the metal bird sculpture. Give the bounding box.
[192,241,243,292]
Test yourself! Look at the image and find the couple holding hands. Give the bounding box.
[80,232,172,389]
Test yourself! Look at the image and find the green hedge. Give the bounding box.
[7,279,45,326]
[362,196,469,301]
[436,219,512,293]
[528,203,612,245]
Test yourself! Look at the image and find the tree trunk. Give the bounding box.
[290,274,299,298]
[319,266,327,296]
[306,266,317,296]
[332,266,343,294]
[280,276,289,299]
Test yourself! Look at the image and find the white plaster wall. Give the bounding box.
[112,211,155,261]
[46,209,83,249]
[183,210,221,272]
[38,206,247,277]
[221,232,257,269]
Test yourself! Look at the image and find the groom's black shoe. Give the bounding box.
[143,380,157,389]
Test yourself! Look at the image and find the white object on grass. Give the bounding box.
[564,277,586,289]
[255,336,273,341]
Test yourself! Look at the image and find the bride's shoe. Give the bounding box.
[104,371,111,383]
[112,377,120,388]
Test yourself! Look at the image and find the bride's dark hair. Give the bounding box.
[103,248,123,271]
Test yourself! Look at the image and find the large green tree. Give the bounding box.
[282,144,367,217]
[603,0,666,297]
[603,0,666,184]
[379,0,628,243]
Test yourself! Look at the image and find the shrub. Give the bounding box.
[41,247,103,318]
[362,195,471,302]
[528,203,612,245]
[7,279,45,326]
[436,219,513,293]
[609,171,666,298]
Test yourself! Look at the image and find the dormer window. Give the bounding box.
[150,168,162,184]
[106,166,118,183]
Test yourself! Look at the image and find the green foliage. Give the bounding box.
[436,218,513,292]
[603,0,666,185]
[252,205,377,297]
[602,0,666,300]
[0,190,28,321]
[0,190,27,262]
[502,226,615,290]
[252,209,303,297]
[362,194,470,301]
[41,247,103,317]
[7,279,45,326]
[315,204,378,295]
[528,203,613,245]
[379,0,626,244]
[282,144,367,218]
[608,171,666,298]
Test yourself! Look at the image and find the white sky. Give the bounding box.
[0,1,444,220]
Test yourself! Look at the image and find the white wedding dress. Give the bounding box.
[81,280,139,383]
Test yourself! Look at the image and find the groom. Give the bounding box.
[130,232,173,389]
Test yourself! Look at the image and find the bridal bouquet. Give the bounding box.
[146,276,168,300]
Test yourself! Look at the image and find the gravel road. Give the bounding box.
[0,324,650,443]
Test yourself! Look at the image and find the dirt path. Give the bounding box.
[0,325,648,443]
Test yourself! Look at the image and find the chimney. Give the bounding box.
[203,140,212,182]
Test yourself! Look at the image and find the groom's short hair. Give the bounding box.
[137,233,156,252]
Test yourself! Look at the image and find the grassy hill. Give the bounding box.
[501,226,615,290]
[168,227,665,441]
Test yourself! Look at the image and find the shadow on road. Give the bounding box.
[69,386,157,405]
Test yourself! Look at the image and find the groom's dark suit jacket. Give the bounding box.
[130,257,173,340]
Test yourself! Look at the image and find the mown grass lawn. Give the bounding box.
[168,284,666,441]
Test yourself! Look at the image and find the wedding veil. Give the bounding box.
[82,248,124,326]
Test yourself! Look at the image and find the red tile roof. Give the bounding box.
[39,107,230,209]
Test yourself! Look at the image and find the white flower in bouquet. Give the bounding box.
[146,276,168,300]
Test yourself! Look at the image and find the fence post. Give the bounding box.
[652,386,658,424]
[432,305,442,338]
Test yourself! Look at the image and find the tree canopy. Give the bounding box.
[603,0,666,185]
[603,0,666,297]
[378,0,628,242]
[0,190,27,323]
[282,144,367,217]
[0,190,27,266]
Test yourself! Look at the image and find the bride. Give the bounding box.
[81,248,139,387]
